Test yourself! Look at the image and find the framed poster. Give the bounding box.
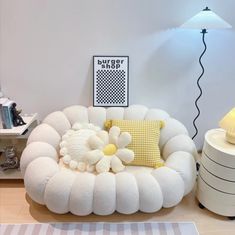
[93,56,129,107]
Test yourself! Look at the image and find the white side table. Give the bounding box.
[197,128,235,219]
[0,114,38,179]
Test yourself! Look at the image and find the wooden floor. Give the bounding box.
[1,180,235,235]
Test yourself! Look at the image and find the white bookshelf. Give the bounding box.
[0,113,38,136]
[0,114,38,179]
[0,168,22,179]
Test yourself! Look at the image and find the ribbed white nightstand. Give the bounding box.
[197,128,235,219]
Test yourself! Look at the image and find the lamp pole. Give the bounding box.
[192,27,207,139]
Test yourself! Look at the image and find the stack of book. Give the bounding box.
[0,98,15,129]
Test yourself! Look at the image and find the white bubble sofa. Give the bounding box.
[21,105,197,215]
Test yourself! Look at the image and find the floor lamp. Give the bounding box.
[180,7,232,140]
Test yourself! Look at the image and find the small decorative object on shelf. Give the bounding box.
[0,97,27,129]
[0,146,19,171]
[11,103,26,127]
[0,113,37,136]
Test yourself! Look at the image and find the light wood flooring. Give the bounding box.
[0,180,235,235]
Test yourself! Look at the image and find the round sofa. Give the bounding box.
[21,105,197,215]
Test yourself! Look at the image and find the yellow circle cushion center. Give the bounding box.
[103,144,117,156]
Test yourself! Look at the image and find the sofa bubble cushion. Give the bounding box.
[24,157,59,205]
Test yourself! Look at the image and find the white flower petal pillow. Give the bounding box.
[85,126,134,173]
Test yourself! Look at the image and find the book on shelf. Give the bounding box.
[3,100,14,129]
[0,98,9,129]
[0,98,14,129]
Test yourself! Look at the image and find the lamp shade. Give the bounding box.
[219,108,235,144]
[181,7,232,30]
[219,108,235,133]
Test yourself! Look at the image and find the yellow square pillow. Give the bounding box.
[105,119,164,168]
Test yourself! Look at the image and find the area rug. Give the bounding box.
[0,222,199,235]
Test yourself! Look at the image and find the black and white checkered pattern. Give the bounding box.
[96,70,126,105]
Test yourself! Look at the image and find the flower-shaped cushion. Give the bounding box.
[85,126,134,173]
[21,105,198,216]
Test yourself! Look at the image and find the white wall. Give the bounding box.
[1,0,235,149]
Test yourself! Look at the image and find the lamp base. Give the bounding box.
[226,132,235,144]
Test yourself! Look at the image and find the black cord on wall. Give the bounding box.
[192,29,207,140]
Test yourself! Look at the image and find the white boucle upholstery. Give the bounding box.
[63,105,89,125]
[124,105,148,120]
[165,151,197,195]
[23,104,197,216]
[20,142,58,176]
[43,111,71,136]
[106,107,124,120]
[125,165,153,174]
[27,123,61,150]
[145,109,170,121]
[44,171,76,214]
[93,172,116,215]
[24,157,59,205]
[151,167,185,208]
[135,173,163,212]
[159,118,188,150]
[69,172,95,216]
[162,134,198,161]
[88,107,107,128]
[115,172,139,214]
